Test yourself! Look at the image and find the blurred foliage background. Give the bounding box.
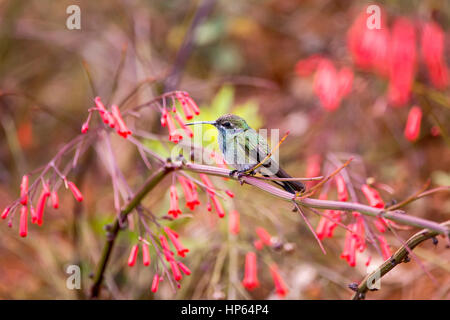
[0,0,449,299]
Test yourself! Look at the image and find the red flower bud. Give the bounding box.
[200,174,216,196]
[269,263,288,298]
[142,242,151,266]
[421,21,448,89]
[1,207,11,220]
[253,239,263,251]
[160,235,175,262]
[36,190,50,226]
[361,184,384,208]
[166,113,183,143]
[51,191,59,209]
[388,18,417,107]
[335,175,348,201]
[160,108,168,127]
[183,93,200,115]
[94,97,110,124]
[20,175,29,205]
[151,274,160,293]
[255,227,272,246]
[377,235,391,260]
[128,244,139,267]
[225,190,234,198]
[170,260,182,281]
[404,106,422,142]
[168,185,182,218]
[242,252,259,290]
[174,113,194,138]
[211,196,225,218]
[111,105,132,138]
[178,262,191,276]
[176,92,194,120]
[229,210,240,235]
[164,226,189,257]
[19,205,28,238]
[68,181,83,202]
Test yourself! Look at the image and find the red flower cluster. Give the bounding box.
[316,209,342,240]
[160,91,199,143]
[82,97,132,138]
[2,176,83,237]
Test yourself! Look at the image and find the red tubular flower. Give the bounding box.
[94,97,110,124]
[184,93,200,115]
[160,235,175,262]
[142,242,151,266]
[128,244,139,267]
[160,108,168,127]
[377,235,391,260]
[253,239,263,251]
[36,190,50,226]
[337,67,354,97]
[404,106,422,142]
[374,217,387,233]
[81,121,89,134]
[51,191,59,209]
[255,227,272,246]
[335,175,348,202]
[365,256,372,267]
[361,184,385,208]
[388,18,417,107]
[178,176,200,210]
[229,210,240,235]
[111,105,132,138]
[168,185,182,218]
[164,226,189,257]
[1,207,11,220]
[68,181,83,202]
[347,9,390,75]
[313,59,342,111]
[176,92,194,120]
[178,262,191,276]
[242,252,259,290]
[269,263,289,298]
[151,274,160,293]
[166,113,183,143]
[295,54,323,77]
[225,190,234,198]
[174,113,194,138]
[211,196,225,218]
[19,205,28,238]
[316,210,341,240]
[316,216,329,240]
[421,21,448,89]
[170,260,182,281]
[340,223,358,267]
[20,175,29,205]
[199,174,215,196]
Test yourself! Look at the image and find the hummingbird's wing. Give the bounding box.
[232,128,274,172]
[234,128,305,193]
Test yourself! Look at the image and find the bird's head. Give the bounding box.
[186,114,250,132]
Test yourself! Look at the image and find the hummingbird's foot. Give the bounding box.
[228,170,238,177]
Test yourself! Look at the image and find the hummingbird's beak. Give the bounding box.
[185,121,216,126]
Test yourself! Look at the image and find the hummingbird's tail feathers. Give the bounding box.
[274,168,305,194]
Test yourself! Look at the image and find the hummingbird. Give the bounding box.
[186,114,305,194]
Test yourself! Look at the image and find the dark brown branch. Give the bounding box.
[351,221,450,300]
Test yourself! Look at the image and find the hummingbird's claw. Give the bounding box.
[229,170,238,177]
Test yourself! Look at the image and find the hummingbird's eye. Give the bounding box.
[222,121,232,128]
